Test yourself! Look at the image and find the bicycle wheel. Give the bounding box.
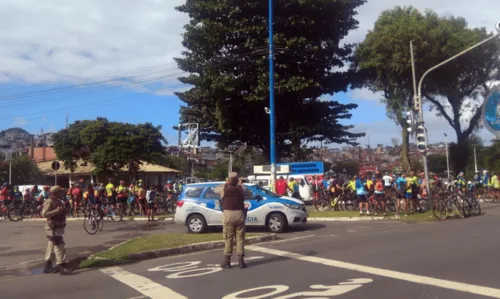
[460,196,472,218]
[385,197,395,212]
[83,213,98,235]
[471,198,481,216]
[432,199,447,220]
[7,204,24,221]
[314,192,331,211]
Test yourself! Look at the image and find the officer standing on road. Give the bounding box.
[42,185,72,275]
[220,172,247,269]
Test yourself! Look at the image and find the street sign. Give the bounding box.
[51,161,60,171]
[482,89,500,138]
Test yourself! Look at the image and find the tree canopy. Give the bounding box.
[174,0,366,159]
[52,118,166,174]
[354,6,500,173]
[0,155,42,185]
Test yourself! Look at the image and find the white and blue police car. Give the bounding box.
[174,182,308,233]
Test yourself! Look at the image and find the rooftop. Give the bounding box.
[37,160,180,175]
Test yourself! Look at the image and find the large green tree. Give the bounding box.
[353,6,500,173]
[0,155,42,185]
[174,0,365,159]
[52,118,166,174]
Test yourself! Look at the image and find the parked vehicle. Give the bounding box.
[174,182,308,234]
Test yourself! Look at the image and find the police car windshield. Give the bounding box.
[254,186,281,198]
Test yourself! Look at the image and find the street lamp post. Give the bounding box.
[444,133,450,180]
[413,21,500,201]
[268,0,277,191]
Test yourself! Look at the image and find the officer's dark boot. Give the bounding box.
[58,263,73,275]
[238,255,246,269]
[42,261,53,274]
[221,256,231,269]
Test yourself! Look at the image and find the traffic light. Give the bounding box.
[416,125,427,153]
[405,111,414,133]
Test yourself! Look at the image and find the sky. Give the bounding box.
[0,0,499,148]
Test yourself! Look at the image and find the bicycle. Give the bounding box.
[83,204,103,235]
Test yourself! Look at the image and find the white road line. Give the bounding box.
[100,266,187,299]
[247,245,500,298]
[265,235,316,244]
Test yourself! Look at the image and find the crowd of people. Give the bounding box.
[269,169,500,218]
[0,178,185,221]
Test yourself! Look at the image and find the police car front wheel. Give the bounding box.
[267,213,287,233]
[187,215,207,234]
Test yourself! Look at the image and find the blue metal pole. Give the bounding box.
[268,0,277,190]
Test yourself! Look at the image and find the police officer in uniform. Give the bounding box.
[220,172,247,269]
[42,185,72,275]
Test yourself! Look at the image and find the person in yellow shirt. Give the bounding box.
[366,175,374,201]
[288,177,300,199]
[105,178,116,207]
[491,172,500,201]
[116,180,129,215]
[137,183,147,216]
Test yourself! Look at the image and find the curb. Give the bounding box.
[127,234,277,260]
[83,234,278,267]
[308,217,386,222]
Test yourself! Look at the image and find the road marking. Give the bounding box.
[262,235,316,245]
[100,266,187,299]
[247,245,500,298]
[206,256,265,267]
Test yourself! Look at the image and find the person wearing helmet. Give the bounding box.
[106,178,116,207]
[137,182,147,216]
[41,185,72,275]
[456,172,466,191]
[37,186,51,203]
[116,180,129,215]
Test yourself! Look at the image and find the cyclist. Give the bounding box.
[288,177,301,199]
[105,178,116,208]
[374,176,386,216]
[366,173,375,205]
[23,187,32,202]
[85,184,103,219]
[146,185,157,221]
[355,174,369,216]
[137,182,147,216]
[394,173,407,218]
[382,172,393,192]
[71,184,83,217]
[0,183,10,206]
[116,180,129,214]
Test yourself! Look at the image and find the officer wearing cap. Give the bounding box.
[42,185,72,275]
[220,172,247,269]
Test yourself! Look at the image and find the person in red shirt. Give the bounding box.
[1,183,10,205]
[275,176,288,196]
[71,184,82,217]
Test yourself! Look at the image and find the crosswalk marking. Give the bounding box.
[247,245,500,298]
[100,266,187,299]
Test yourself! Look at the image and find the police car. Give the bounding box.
[174,182,308,234]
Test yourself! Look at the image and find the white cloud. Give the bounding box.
[12,116,27,126]
[349,88,384,102]
[0,0,498,145]
[0,0,498,86]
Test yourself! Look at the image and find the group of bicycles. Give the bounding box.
[82,191,179,235]
[313,180,485,220]
[1,189,179,233]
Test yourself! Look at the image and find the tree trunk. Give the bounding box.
[450,134,469,175]
[401,123,411,172]
[291,134,301,160]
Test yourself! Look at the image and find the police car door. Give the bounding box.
[243,186,267,226]
[200,186,223,225]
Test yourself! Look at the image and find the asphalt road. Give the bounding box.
[3,205,500,298]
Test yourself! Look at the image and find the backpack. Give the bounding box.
[375,181,383,192]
